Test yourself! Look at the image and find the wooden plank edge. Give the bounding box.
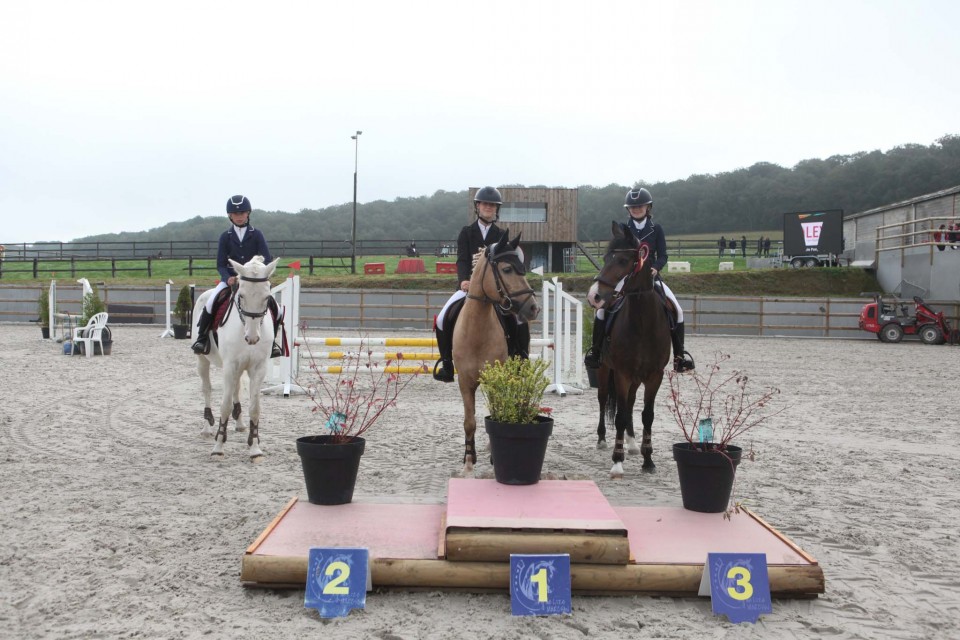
[241,556,824,596]
[243,496,299,556]
[742,506,820,565]
[445,530,630,565]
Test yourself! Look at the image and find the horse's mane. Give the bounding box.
[471,247,485,272]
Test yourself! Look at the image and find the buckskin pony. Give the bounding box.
[452,231,540,476]
[586,222,672,478]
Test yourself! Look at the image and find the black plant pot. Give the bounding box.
[296,435,366,505]
[40,326,50,339]
[484,416,553,485]
[672,442,742,513]
[586,366,599,388]
[173,324,189,339]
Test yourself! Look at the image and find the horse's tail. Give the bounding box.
[605,371,617,425]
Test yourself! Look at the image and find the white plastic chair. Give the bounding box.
[72,312,109,358]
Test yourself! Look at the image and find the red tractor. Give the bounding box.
[859,295,960,344]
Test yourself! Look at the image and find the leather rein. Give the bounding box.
[466,248,535,313]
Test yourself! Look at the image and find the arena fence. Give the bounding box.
[12,282,960,341]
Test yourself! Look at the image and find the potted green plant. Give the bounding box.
[296,340,422,505]
[666,352,784,514]
[173,285,193,339]
[478,356,553,485]
[38,284,51,339]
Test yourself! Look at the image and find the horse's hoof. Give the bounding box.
[609,472,624,480]
[210,452,224,459]
[200,430,214,440]
[250,455,263,464]
[627,446,641,456]
[596,441,608,450]
[641,463,656,474]
[235,424,247,433]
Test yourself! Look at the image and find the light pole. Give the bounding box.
[350,130,362,274]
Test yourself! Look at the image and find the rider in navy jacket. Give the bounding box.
[192,195,281,358]
[583,188,695,373]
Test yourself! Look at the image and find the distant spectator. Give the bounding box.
[763,237,771,257]
[406,240,418,257]
[729,239,737,257]
[934,225,946,251]
[741,235,747,258]
[950,223,959,250]
[756,237,763,256]
[718,236,726,258]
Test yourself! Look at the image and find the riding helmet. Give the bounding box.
[624,188,653,209]
[473,186,503,220]
[226,195,252,214]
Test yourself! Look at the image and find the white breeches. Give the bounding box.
[594,279,683,323]
[205,281,230,313]
[437,290,466,331]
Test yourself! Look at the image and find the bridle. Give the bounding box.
[593,244,650,302]
[233,274,271,327]
[466,246,536,313]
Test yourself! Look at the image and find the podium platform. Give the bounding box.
[241,479,824,597]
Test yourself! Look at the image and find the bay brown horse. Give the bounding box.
[452,231,540,476]
[586,222,672,478]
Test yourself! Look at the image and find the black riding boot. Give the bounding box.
[432,325,455,382]
[515,321,530,360]
[671,321,696,372]
[583,316,605,368]
[191,308,213,355]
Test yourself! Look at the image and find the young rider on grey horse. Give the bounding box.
[432,186,531,382]
[583,188,695,373]
[191,195,283,358]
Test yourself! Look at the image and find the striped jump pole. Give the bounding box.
[261,275,580,398]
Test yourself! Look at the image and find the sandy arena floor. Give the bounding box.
[1,324,958,639]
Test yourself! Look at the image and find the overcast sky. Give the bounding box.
[2,1,958,243]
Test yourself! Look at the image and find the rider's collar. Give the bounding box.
[631,217,649,231]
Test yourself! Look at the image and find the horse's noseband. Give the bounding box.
[235,274,271,324]
[593,245,649,303]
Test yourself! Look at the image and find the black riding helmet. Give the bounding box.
[227,195,252,226]
[624,188,653,209]
[474,186,503,220]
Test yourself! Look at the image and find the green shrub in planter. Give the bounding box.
[478,357,550,424]
[174,285,193,326]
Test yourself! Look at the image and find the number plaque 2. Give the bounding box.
[304,547,370,618]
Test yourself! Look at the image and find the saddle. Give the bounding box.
[437,296,525,358]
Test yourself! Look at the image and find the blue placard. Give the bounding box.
[304,547,369,618]
[510,554,571,616]
[704,552,772,623]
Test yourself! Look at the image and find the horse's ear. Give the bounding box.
[265,258,280,277]
[493,228,510,252]
[611,221,624,238]
[228,258,243,274]
[509,230,522,250]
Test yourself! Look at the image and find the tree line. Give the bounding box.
[72,134,960,245]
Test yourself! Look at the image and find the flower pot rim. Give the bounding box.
[483,414,554,426]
